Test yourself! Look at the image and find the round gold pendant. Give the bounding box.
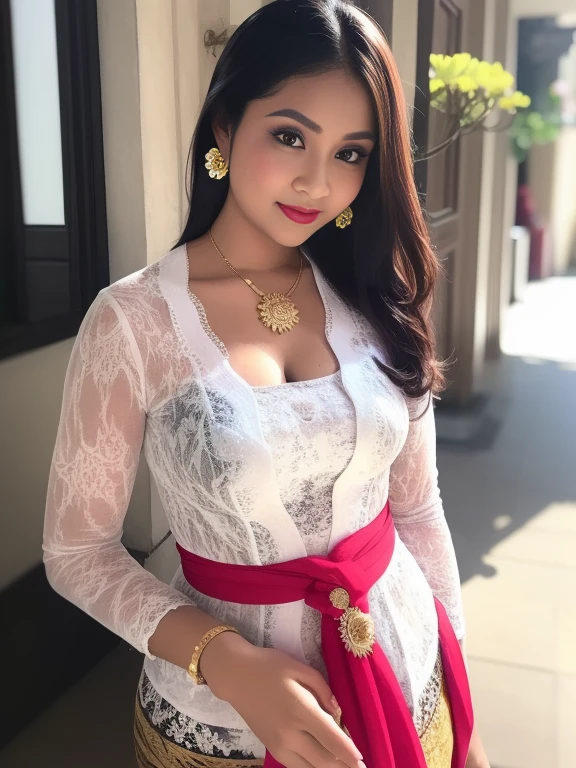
[257,292,299,334]
[338,607,376,658]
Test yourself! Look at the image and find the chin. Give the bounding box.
[272,223,324,248]
[276,233,311,248]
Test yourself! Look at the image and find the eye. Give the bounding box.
[271,129,305,148]
[337,147,369,164]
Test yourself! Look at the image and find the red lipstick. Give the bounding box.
[277,203,321,224]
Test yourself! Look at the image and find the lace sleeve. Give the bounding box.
[388,394,466,639]
[42,291,194,659]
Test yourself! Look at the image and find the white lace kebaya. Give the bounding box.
[43,243,466,744]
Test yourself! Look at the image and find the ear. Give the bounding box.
[211,117,232,164]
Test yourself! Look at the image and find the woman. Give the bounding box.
[43,1,489,766]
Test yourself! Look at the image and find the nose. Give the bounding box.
[293,158,331,201]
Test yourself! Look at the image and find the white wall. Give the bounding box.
[530,126,576,273]
[391,0,418,111]
[551,127,576,270]
[512,0,576,16]
[96,0,147,283]
[229,0,261,25]
[0,342,71,589]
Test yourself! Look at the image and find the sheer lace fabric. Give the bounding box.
[43,244,465,741]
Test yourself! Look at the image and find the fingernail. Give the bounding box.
[330,695,338,709]
[357,762,366,768]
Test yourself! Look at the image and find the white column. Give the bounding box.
[391,0,418,112]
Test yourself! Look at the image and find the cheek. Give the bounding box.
[332,166,366,208]
[252,154,287,191]
[231,141,290,198]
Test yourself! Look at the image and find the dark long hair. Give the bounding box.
[173,0,446,403]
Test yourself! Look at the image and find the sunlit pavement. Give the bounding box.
[439,272,576,768]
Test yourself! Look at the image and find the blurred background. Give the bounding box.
[0,1,575,766]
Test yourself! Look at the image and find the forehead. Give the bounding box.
[249,70,376,133]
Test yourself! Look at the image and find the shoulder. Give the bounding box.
[100,254,164,308]
[92,247,184,332]
[77,249,177,363]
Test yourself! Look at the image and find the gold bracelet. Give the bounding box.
[187,624,241,685]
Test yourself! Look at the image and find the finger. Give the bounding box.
[293,684,362,764]
[296,729,359,768]
[304,707,364,768]
[294,665,340,718]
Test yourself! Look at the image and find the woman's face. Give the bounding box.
[215,70,377,246]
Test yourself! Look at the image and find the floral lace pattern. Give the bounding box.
[138,668,264,759]
[43,244,465,735]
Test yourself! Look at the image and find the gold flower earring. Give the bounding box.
[335,206,353,229]
[205,148,229,179]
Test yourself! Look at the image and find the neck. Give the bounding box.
[209,195,302,272]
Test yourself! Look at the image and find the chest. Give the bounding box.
[147,246,411,558]
[188,265,339,386]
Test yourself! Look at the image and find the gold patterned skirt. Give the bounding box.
[134,664,453,768]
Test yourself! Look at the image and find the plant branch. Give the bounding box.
[415,128,464,162]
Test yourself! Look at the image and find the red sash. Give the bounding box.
[176,501,474,767]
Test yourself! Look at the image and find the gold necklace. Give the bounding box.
[208,229,303,334]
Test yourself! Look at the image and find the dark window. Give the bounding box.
[0,0,109,361]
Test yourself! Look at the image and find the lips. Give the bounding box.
[277,203,321,224]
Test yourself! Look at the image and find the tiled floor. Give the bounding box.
[1,274,574,767]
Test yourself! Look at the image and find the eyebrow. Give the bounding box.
[265,108,376,142]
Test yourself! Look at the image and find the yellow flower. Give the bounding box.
[450,52,473,80]
[429,52,524,125]
[429,52,472,84]
[512,91,531,108]
[465,57,481,80]
[474,61,514,96]
[498,90,531,112]
[430,77,445,93]
[429,53,446,71]
[454,75,477,94]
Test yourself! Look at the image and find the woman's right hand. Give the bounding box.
[200,632,365,768]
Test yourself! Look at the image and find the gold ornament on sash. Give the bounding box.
[329,587,375,658]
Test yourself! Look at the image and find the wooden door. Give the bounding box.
[414,0,467,366]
